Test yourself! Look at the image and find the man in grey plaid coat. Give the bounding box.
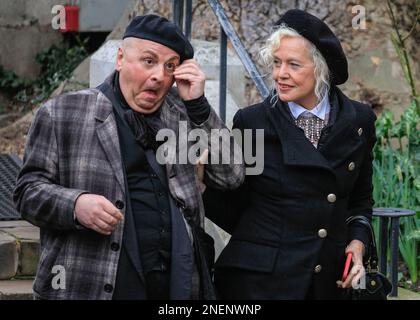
[13,14,244,300]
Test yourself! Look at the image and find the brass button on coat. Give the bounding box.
[314,265,322,273]
[348,162,355,171]
[327,193,336,203]
[358,128,363,136]
[318,229,327,238]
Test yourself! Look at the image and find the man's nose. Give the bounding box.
[150,64,165,82]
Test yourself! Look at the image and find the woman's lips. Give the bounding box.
[278,83,294,92]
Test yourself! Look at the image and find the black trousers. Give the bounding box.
[113,245,171,300]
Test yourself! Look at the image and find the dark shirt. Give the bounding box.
[113,72,172,274]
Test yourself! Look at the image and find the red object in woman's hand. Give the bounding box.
[342,252,353,282]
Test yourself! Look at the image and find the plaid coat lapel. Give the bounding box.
[158,87,245,228]
[94,92,125,194]
[159,89,204,227]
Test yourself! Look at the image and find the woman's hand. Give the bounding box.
[336,239,366,289]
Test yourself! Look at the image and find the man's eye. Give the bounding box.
[273,59,281,67]
[165,63,176,71]
[143,58,154,65]
[291,63,300,68]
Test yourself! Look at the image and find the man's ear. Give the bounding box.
[116,47,124,71]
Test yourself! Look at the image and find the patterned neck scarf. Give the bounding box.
[294,111,327,148]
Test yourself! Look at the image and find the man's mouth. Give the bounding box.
[143,89,158,98]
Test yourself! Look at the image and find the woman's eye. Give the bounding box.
[273,59,281,66]
[291,63,300,68]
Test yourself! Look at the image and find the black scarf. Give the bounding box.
[113,72,164,151]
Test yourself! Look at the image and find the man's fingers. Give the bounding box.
[175,59,199,69]
[173,63,204,79]
[92,225,110,236]
[100,198,124,221]
[92,219,113,235]
[174,74,202,82]
[98,211,119,227]
[174,66,201,74]
[91,222,112,235]
[174,64,198,73]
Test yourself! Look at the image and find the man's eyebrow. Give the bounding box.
[141,50,159,57]
[141,50,180,63]
[166,56,180,63]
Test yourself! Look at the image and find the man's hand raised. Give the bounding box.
[173,59,205,101]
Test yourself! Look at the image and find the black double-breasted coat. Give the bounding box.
[203,87,377,299]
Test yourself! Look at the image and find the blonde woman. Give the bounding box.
[203,9,377,299]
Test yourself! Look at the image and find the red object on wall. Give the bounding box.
[61,5,79,32]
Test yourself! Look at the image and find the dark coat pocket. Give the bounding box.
[215,239,278,273]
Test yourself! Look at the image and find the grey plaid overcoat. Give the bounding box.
[13,74,244,299]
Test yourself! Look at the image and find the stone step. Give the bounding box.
[0,279,33,300]
[0,231,18,279]
[0,221,39,279]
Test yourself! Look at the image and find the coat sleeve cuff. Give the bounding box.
[348,224,370,255]
[183,95,211,125]
[73,192,90,230]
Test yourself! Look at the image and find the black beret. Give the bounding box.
[276,9,348,85]
[123,14,194,62]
